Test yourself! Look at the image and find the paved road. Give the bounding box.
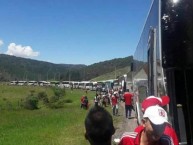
[112,101,138,144]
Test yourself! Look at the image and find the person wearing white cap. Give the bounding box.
[137,96,179,145]
[119,106,174,145]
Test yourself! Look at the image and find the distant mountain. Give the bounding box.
[0,54,133,81]
[0,54,86,81]
[83,56,133,80]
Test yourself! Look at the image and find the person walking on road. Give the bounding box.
[111,92,119,116]
[94,93,99,106]
[123,89,133,118]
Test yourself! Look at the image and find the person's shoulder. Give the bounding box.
[164,124,178,136]
[121,132,138,138]
[134,125,144,132]
[119,132,137,145]
[124,92,133,95]
[163,124,179,145]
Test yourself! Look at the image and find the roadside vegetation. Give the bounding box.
[0,84,97,145]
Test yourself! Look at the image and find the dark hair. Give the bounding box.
[85,106,115,144]
[143,118,166,138]
[126,89,130,92]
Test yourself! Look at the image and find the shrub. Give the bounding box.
[46,87,67,109]
[38,92,49,104]
[23,96,39,110]
[49,95,59,103]
[30,90,35,96]
[47,100,65,109]
[52,87,65,98]
[6,101,13,110]
[64,99,73,103]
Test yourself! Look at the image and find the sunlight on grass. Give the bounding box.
[0,85,95,145]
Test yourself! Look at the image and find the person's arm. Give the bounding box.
[163,125,179,145]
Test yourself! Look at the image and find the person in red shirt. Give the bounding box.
[81,95,85,108]
[119,106,171,145]
[123,89,133,118]
[111,92,118,116]
[139,96,179,145]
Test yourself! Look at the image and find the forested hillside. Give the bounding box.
[0,54,133,81]
[83,56,133,80]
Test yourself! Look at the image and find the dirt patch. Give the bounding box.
[112,102,138,144]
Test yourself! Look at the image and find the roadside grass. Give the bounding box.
[0,85,96,145]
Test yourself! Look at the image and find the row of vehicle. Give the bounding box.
[10,81,53,86]
[9,79,126,91]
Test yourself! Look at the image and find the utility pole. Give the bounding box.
[68,69,71,82]
[114,66,117,79]
[58,72,60,81]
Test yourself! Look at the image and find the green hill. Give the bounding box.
[0,54,133,81]
[91,66,130,81]
[81,56,133,80]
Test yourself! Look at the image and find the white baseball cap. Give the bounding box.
[143,105,168,125]
[113,91,118,95]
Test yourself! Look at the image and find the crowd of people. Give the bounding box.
[83,90,179,145]
[80,88,136,119]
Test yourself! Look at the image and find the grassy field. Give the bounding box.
[0,84,100,145]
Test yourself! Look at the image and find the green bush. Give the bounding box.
[49,95,59,103]
[47,100,64,109]
[52,87,65,98]
[6,101,13,110]
[43,87,67,109]
[23,96,39,110]
[64,99,73,103]
[38,92,49,104]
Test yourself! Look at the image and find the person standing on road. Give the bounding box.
[111,92,118,116]
[94,93,99,106]
[123,89,133,118]
[119,106,170,145]
[84,106,115,145]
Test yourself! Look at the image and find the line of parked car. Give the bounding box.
[9,79,123,92]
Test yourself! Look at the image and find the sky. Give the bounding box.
[0,0,152,65]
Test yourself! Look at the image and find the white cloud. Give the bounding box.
[6,43,40,58]
[0,39,3,47]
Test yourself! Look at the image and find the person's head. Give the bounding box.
[126,89,130,92]
[142,105,168,141]
[141,95,170,112]
[113,91,118,96]
[85,106,115,145]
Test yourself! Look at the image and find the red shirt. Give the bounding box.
[164,124,179,145]
[119,128,173,145]
[123,92,133,105]
[111,95,118,106]
[119,132,138,145]
[81,96,84,103]
[133,125,178,145]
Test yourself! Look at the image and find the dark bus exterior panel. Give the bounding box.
[161,0,193,68]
